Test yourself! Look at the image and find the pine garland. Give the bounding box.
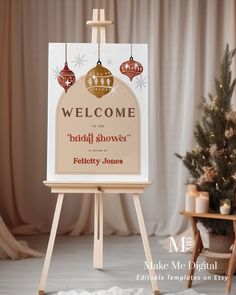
[176,44,236,235]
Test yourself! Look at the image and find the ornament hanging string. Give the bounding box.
[130,44,133,60]
[65,43,67,63]
[97,43,101,65]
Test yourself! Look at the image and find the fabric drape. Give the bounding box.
[0,0,236,239]
[0,216,42,259]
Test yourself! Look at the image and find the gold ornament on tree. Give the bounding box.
[85,44,114,98]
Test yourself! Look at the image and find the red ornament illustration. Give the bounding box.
[57,62,76,93]
[120,56,143,81]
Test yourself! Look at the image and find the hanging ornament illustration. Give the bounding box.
[57,43,76,92]
[85,44,114,98]
[120,44,143,81]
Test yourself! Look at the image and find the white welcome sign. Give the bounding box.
[47,43,148,182]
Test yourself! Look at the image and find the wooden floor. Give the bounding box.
[0,235,234,295]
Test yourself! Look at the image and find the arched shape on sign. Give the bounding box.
[56,76,140,175]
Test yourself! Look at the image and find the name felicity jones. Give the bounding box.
[73,157,123,166]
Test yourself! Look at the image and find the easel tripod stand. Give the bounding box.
[38,9,160,295]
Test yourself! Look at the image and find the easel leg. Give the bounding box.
[133,194,160,295]
[38,193,64,295]
[187,217,203,288]
[93,193,103,269]
[99,9,106,43]
[225,220,236,294]
[91,9,98,43]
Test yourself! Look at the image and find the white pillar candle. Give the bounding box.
[220,200,231,215]
[195,192,209,213]
[185,190,197,212]
[186,184,197,193]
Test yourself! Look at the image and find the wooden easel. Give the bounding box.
[38,9,159,295]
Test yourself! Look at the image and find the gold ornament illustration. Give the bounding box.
[85,44,114,98]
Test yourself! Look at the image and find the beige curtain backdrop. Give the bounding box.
[0,0,236,241]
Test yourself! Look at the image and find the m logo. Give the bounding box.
[169,236,193,253]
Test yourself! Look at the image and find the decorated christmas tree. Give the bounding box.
[176,45,236,235]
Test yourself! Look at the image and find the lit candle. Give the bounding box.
[220,199,231,215]
[185,184,197,212]
[195,192,209,213]
[187,184,197,192]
